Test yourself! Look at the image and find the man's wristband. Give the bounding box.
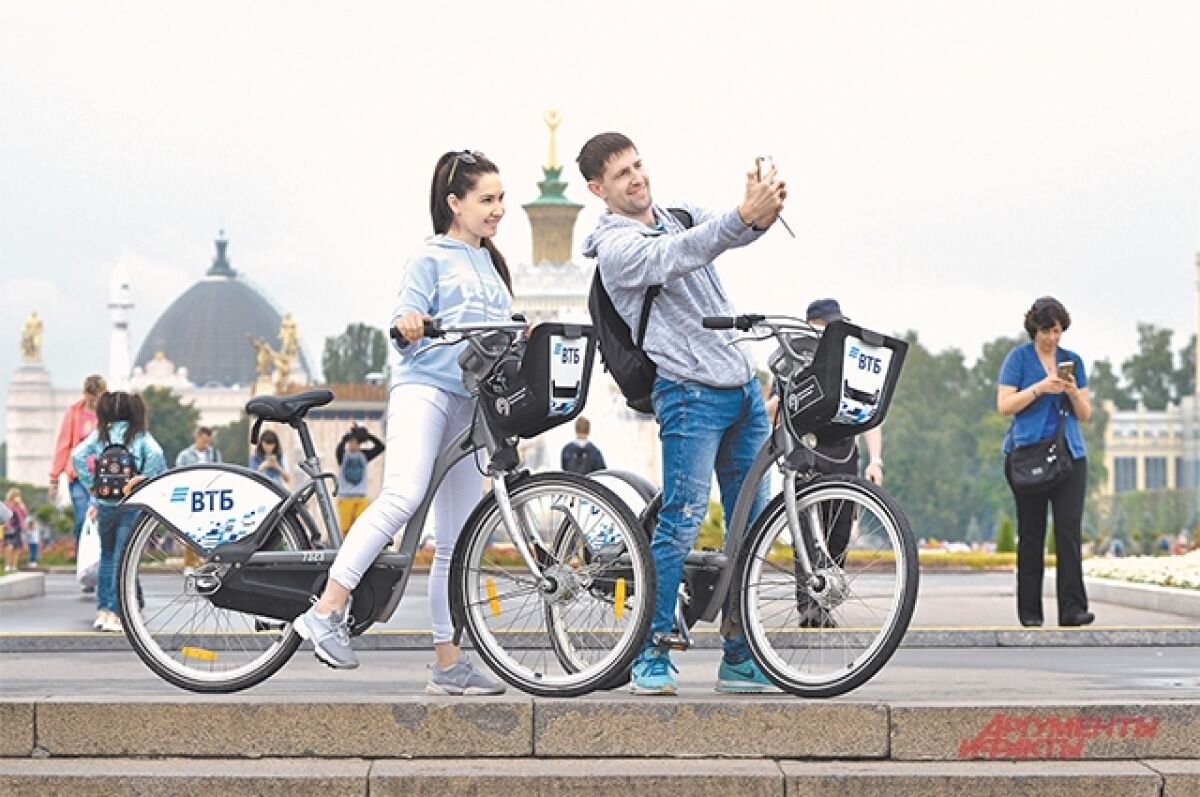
[871,460,884,471]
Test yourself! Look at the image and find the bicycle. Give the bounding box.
[115,319,655,697]
[632,312,919,697]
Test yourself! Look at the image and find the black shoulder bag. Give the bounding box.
[1005,403,1074,495]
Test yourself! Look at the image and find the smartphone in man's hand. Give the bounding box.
[756,156,775,182]
[1057,361,1076,381]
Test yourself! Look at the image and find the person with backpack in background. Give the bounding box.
[561,416,606,474]
[71,392,166,632]
[577,131,787,696]
[3,488,28,572]
[335,423,385,535]
[49,375,108,548]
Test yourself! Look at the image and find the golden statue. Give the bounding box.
[253,338,274,377]
[20,311,43,363]
[279,312,299,360]
[544,108,562,169]
[272,351,292,392]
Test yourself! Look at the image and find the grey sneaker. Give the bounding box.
[293,603,358,669]
[425,654,507,695]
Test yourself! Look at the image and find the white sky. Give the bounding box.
[2,1,1198,435]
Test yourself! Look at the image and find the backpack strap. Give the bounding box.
[636,207,695,347]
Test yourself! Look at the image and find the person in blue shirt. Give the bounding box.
[71,392,167,633]
[997,297,1094,628]
[293,150,512,696]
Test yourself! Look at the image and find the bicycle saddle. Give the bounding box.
[245,388,334,423]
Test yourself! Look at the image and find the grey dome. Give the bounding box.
[134,236,310,387]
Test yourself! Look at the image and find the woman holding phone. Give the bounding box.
[249,429,291,488]
[996,297,1093,628]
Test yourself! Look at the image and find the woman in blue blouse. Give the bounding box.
[997,297,1094,628]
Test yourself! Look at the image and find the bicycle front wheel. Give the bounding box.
[118,510,312,693]
[450,473,654,697]
[738,474,918,697]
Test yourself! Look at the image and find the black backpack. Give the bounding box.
[587,207,693,415]
[94,442,139,500]
[562,441,602,475]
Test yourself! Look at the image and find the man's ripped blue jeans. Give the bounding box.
[646,376,770,661]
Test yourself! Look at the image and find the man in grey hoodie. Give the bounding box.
[578,132,787,695]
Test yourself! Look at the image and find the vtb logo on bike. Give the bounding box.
[553,341,581,365]
[170,487,235,512]
[847,345,882,375]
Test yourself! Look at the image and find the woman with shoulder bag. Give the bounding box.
[997,297,1093,628]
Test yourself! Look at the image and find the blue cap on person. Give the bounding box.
[806,298,843,323]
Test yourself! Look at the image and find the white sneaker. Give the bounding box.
[93,612,107,630]
[100,613,123,633]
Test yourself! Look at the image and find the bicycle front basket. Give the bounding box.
[479,322,597,439]
[782,320,907,446]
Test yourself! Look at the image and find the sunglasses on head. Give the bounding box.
[447,150,484,185]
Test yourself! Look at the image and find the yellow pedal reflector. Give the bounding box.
[486,578,502,617]
[181,646,217,662]
[614,578,626,620]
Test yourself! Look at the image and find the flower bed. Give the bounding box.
[1083,550,1200,591]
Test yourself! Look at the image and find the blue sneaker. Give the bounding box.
[715,657,779,694]
[630,649,678,695]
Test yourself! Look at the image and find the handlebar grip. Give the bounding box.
[702,316,735,329]
[389,319,445,349]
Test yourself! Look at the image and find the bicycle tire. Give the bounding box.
[450,472,654,697]
[737,474,918,697]
[118,508,312,693]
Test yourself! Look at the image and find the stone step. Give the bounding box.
[0,571,45,601]
[1,757,1195,796]
[4,698,1197,762]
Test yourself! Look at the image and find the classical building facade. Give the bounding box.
[1100,252,1200,495]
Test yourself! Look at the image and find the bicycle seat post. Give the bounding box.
[292,416,343,548]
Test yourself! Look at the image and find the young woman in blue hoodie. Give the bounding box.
[71,392,166,633]
[295,151,513,695]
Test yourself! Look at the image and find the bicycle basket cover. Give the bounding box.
[480,322,596,439]
[782,320,907,446]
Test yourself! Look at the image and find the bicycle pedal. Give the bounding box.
[652,632,691,651]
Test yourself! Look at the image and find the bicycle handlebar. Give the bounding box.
[388,316,528,350]
[702,314,765,331]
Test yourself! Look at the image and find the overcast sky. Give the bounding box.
[2,1,1198,436]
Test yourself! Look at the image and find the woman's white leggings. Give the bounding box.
[328,383,482,644]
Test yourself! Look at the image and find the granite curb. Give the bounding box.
[3,626,1198,653]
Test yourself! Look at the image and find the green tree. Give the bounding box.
[212,414,250,467]
[1089,359,1133,410]
[1121,324,1175,410]
[322,323,387,384]
[882,332,978,541]
[995,515,1016,553]
[140,387,201,466]
[1172,333,1196,401]
[0,441,6,479]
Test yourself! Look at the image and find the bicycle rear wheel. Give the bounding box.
[738,474,918,697]
[450,473,654,697]
[118,510,311,693]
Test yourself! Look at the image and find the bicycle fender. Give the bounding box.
[122,464,290,550]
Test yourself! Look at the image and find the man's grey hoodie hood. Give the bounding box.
[583,202,763,388]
